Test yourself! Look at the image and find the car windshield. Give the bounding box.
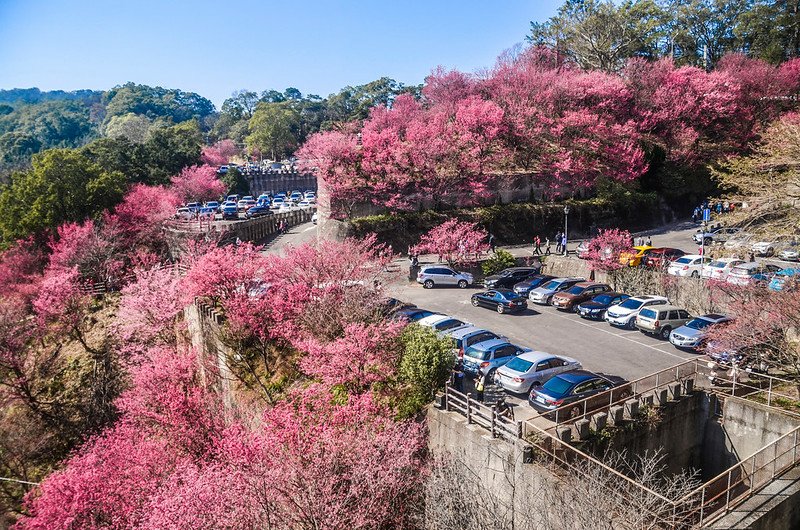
[619,298,644,310]
[675,257,693,264]
[592,294,613,305]
[541,280,560,290]
[465,347,491,361]
[437,320,464,331]
[567,286,584,295]
[709,261,727,268]
[639,308,657,319]
[685,318,712,330]
[542,376,572,395]
[505,357,533,373]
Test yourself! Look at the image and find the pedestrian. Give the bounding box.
[646,236,652,246]
[475,370,489,402]
[488,233,496,253]
[545,237,551,255]
[450,368,465,393]
[533,235,542,255]
[716,202,723,214]
[555,231,563,253]
[698,246,704,256]
[749,251,755,262]
[561,234,567,255]
[723,200,729,213]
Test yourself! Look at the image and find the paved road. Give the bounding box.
[388,281,699,421]
[261,222,318,254]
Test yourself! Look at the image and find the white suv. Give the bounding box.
[416,266,474,289]
[605,295,668,329]
[667,255,711,278]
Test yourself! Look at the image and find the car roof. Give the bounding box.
[552,276,585,282]
[572,281,606,288]
[416,314,451,326]
[466,338,510,351]
[515,351,575,364]
[555,370,604,384]
[640,304,684,312]
[629,295,668,302]
[678,254,705,259]
[712,257,744,264]
[699,313,728,321]
[733,262,761,270]
[446,325,489,339]
[491,288,516,295]
[420,265,453,271]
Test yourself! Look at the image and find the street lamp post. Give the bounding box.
[563,205,570,256]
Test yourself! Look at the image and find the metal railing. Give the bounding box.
[438,359,800,528]
[78,261,188,295]
[443,384,519,441]
[678,423,800,526]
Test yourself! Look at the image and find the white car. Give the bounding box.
[701,258,745,280]
[416,266,474,289]
[174,207,194,220]
[667,255,712,278]
[751,241,777,256]
[779,248,799,261]
[494,351,581,395]
[416,314,472,334]
[297,200,315,208]
[605,295,668,329]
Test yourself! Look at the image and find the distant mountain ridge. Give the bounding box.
[0,88,103,106]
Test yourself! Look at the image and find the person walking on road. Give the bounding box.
[555,231,563,253]
[545,237,552,255]
[488,233,496,253]
[533,235,542,255]
[561,234,568,255]
[475,370,489,402]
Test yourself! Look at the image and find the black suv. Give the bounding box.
[484,266,542,289]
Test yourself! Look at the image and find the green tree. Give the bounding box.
[102,82,215,126]
[102,112,151,143]
[81,137,148,184]
[396,325,455,417]
[662,0,750,67]
[0,149,126,240]
[221,166,250,196]
[142,121,203,184]
[323,77,410,127]
[528,0,666,71]
[246,102,301,160]
[0,132,41,170]
[481,249,517,276]
[735,0,800,62]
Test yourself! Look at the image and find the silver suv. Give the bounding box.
[416,266,474,289]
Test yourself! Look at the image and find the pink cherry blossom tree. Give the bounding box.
[585,228,633,273]
[170,165,226,204]
[412,219,489,266]
[200,139,239,166]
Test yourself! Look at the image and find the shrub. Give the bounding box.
[396,325,455,416]
[481,249,516,276]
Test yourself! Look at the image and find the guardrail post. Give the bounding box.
[794,430,798,463]
[444,385,450,412]
[750,458,756,494]
[773,442,778,479]
[655,372,659,391]
[725,469,732,511]
[467,393,473,424]
[491,406,497,438]
[699,486,706,525]
[768,377,773,406]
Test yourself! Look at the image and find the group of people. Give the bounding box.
[530,231,567,255]
[633,235,653,247]
[692,200,737,223]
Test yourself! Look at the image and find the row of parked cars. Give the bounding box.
[690,226,799,261]
[174,190,317,221]
[391,300,627,416]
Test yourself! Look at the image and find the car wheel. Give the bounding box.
[598,310,607,321]
[458,280,468,289]
[497,304,505,314]
[471,297,479,306]
[704,238,712,245]
[659,326,672,340]
[546,295,554,305]
[627,319,636,330]
[691,271,699,278]
[423,280,434,289]
[569,406,581,419]
[767,248,775,257]
[618,390,632,401]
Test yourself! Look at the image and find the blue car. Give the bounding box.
[461,339,529,377]
[471,288,528,314]
[769,268,799,291]
[393,308,438,323]
[221,203,239,220]
[529,370,628,416]
[576,292,630,320]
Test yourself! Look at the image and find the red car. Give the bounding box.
[644,248,686,269]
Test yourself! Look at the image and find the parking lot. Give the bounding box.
[389,281,699,421]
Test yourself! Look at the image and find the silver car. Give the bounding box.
[528,277,585,305]
[416,266,474,289]
[669,313,731,349]
[494,351,581,394]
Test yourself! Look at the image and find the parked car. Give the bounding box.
[667,255,712,278]
[751,240,778,257]
[778,248,799,262]
[416,314,471,333]
[205,201,220,211]
[218,165,229,174]
[237,199,257,211]
[445,326,505,360]
[528,370,628,416]
[271,198,285,209]
[221,203,239,220]
[471,289,528,314]
[198,207,216,220]
[669,314,731,350]
[528,277,585,305]
[576,241,590,259]
[494,352,582,394]
[576,292,630,320]
[606,295,669,329]
[643,248,686,269]
[393,308,438,323]
[185,202,201,213]
[619,245,655,267]
[702,258,746,280]
[551,282,611,312]
[635,304,692,339]
[726,262,783,287]
[378,297,415,316]
[461,339,529,377]
[417,266,474,289]
[512,274,556,296]
[297,200,314,208]
[693,227,742,245]
[245,204,273,219]
[769,268,800,291]
[484,267,542,289]
[226,194,240,203]
[174,207,194,220]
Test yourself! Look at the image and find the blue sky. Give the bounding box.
[0,0,562,108]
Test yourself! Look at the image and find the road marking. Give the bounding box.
[303,225,316,232]
[541,309,692,361]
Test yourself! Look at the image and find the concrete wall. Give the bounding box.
[184,302,234,412]
[246,171,317,196]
